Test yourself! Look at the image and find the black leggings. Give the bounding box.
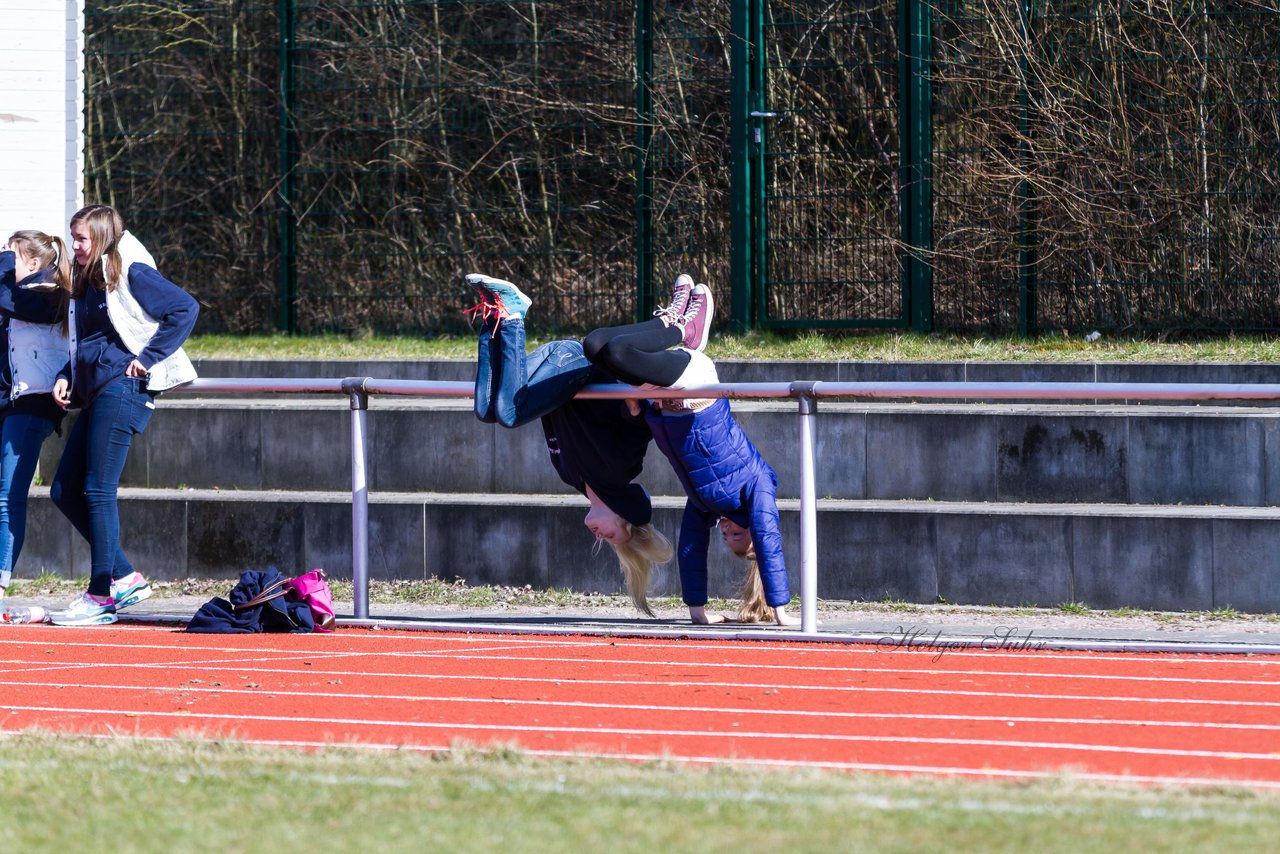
[582,318,690,387]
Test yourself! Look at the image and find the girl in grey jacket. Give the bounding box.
[0,230,71,603]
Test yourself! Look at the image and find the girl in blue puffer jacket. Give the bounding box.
[584,282,798,627]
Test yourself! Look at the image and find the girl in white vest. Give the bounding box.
[0,231,72,605]
[49,205,199,626]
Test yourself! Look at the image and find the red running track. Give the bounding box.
[1,625,1278,787]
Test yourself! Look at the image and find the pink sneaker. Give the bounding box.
[654,273,694,327]
[679,284,714,352]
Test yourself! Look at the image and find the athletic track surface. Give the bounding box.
[2,625,1278,789]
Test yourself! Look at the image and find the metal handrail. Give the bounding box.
[177,377,1280,634]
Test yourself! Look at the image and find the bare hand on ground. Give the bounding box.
[689,606,728,625]
[773,606,801,627]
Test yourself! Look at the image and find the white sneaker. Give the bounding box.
[52,593,118,627]
[110,572,153,610]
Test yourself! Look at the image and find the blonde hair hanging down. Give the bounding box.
[732,545,772,623]
[605,522,673,617]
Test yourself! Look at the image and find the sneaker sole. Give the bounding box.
[113,586,153,610]
[51,613,118,627]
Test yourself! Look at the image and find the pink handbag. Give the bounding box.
[284,568,336,632]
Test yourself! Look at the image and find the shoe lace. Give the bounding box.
[67,593,96,612]
[682,294,705,325]
[464,294,510,335]
[653,304,684,326]
[654,282,693,327]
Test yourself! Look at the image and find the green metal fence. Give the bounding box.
[754,1,911,329]
[83,2,281,332]
[283,0,638,334]
[931,1,1280,334]
[637,0,735,326]
[84,1,1280,335]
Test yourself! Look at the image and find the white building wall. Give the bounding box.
[0,0,84,242]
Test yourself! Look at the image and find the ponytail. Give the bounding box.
[48,236,71,335]
[5,230,71,335]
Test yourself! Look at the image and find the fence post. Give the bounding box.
[792,382,819,634]
[748,0,768,329]
[899,0,933,332]
[635,0,654,322]
[729,0,753,332]
[1017,0,1039,336]
[345,378,370,620]
[277,0,297,334]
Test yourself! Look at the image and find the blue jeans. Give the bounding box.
[50,378,154,597]
[474,316,592,429]
[0,411,57,576]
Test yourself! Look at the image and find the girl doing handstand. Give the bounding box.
[584,279,799,627]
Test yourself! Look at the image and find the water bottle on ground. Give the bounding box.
[2,606,48,624]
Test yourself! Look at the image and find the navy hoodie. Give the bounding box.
[543,376,652,519]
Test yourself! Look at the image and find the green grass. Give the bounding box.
[1,733,1277,853]
[1107,607,1145,618]
[183,331,1280,363]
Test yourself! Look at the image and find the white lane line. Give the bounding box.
[3,728,1277,789]
[277,649,1280,687]
[4,631,1278,667]
[2,663,1275,708]
[0,649,384,676]
[1,678,1276,732]
[0,636,592,656]
[2,704,1278,762]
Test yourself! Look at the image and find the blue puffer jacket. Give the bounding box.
[645,398,790,607]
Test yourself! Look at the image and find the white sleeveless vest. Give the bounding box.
[67,231,197,392]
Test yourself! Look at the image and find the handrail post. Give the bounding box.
[344,377,371,620]
[791,381,820,634]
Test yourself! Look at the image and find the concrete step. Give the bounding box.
[18,489,1280,613]
[39,396,1280,508]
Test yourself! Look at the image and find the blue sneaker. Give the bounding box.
[466,274,531,320]
[52,593,118,627]
[110,571,153,610]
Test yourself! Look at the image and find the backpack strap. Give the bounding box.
[233,577,288,611]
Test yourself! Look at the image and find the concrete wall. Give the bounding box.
[19,358,1280,612]
[20,489,1280,613]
